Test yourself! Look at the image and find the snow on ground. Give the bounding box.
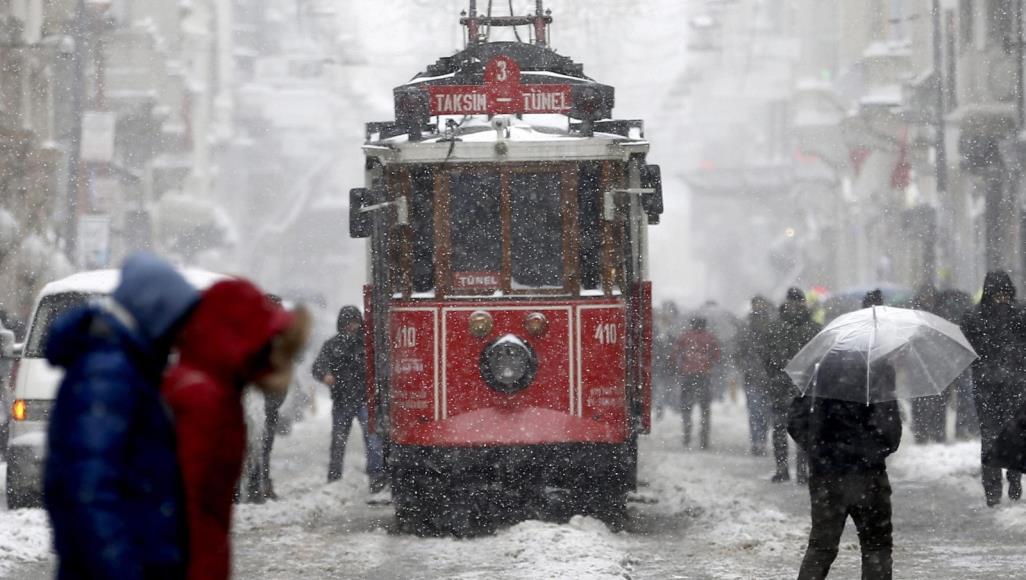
[0,492,48,578]
[4,390,1026,579]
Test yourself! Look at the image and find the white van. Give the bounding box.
[6,268,224,508]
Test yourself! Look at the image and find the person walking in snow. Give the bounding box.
[313,306,387,490]
[788,352,902,580]
[43,253,199,580]
[257,294,288,501]
[961,270,1026,506]
[910,284,948,443]
[767,287,820,484]
[673,316,721,449]
[735,295,774,456]
[935,288,978,439]
[162,280,309,580]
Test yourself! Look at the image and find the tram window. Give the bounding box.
[449,172,502,284]
[510,172,564,288]
[577,162,602,290]
[410,167,435,293]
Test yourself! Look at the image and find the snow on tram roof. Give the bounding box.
[375,115,643,145]
[402,69,587,86]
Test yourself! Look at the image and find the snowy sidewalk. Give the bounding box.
[3,396,1026,579]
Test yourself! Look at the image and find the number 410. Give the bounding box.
[593,323,617,345]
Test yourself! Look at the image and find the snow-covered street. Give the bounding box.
[3,393,1025,579]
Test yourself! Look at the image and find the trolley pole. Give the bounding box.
[930,0,946,285]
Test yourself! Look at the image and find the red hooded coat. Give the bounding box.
[673,329,721,376]
[162,280,291,580]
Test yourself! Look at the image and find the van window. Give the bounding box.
[25,293,92,358]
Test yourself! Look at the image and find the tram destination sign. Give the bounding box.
[427,55,573,116]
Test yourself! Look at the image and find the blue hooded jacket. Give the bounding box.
[43,253,199,580]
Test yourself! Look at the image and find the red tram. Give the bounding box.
[349,1,663,534]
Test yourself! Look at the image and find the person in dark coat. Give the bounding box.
[767,287,821,483]
[788,352,902,580]
[673,316,722,449]
[43,253,199,580]
[312,306,386,490]
[735,295,774,456]
[961,271,1026,506]
[910,285,948,443]
[162,280,309,580]
[258,294,287,501]
[936,288,979,439]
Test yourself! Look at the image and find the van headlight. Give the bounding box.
[480,334,538,394]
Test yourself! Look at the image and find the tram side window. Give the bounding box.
[577,162,602,290]
[510,172,564,288]
[449,172,502,287]
[410,167,435,293]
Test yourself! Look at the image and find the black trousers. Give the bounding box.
[680,373,712,449]
[260,393,285,490]
[743,373,770,453]
[328,401,385,483]
[976,384,1023,504]
[771,396,807,478]
[798,472,893,580]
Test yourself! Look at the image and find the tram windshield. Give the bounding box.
[449,171,502,289]
[510,172,564,287]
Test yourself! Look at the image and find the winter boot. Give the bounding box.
[1009,477,1022,501]
[770,470,790,483]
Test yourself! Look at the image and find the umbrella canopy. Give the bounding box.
[785,306,978,403]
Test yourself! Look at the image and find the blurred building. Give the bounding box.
[0,0,246,324]
[683,0,1022,302]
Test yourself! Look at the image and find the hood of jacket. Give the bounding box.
[112,252,200,349]
[44,305,133,370]
[982,270,1016,306]
[336,306,363,334]
[176,279,292,384]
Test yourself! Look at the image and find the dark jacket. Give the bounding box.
[736,310,774,381]
[163,280,292,580]
[962,271,1026,387]
[767,302,821,400]
[962,272,1026,440]
[788,396,902,477]
[788,354,902,477]
[312,307,367,408]
[43,254,199,580]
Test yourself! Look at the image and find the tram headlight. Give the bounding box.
[468,310,494,338]
[480,334,538,394]
[523,312,548,337]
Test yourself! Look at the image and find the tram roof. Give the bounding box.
[363,115,649,165]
